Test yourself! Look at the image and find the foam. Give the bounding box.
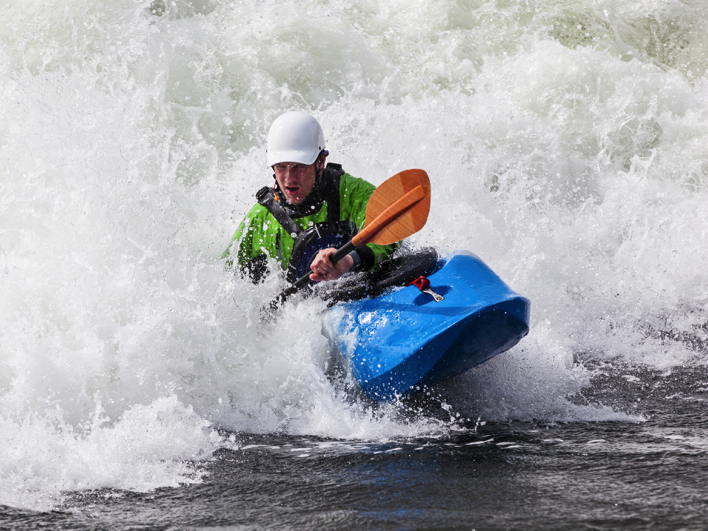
[2,0,707,510]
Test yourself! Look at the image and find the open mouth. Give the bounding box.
[284,186,301,199]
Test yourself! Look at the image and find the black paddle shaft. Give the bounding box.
[269,240,355,309]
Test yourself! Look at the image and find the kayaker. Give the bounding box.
[224,111,399,284]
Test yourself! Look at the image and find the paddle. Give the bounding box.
[268,168,431,311]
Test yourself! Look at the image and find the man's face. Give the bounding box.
[273,162,317,205]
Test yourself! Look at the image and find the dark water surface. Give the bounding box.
[5,366,708,531]
[4,0,708,528]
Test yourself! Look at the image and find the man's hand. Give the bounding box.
[309,248,354,281]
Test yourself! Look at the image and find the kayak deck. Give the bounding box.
[323,251,530,401]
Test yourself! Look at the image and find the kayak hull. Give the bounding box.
[324,251,530,401]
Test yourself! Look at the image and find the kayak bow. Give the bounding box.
[323,251,530,401]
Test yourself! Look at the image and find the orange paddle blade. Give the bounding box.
[353,169,431,247]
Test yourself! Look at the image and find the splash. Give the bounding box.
[2,0,708,511]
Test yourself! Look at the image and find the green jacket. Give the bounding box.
[224,172,398,281]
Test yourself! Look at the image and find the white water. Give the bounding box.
[2,0,708,511]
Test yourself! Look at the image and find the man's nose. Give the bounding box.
[283,167,298,181]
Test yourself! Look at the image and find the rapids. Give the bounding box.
[2,0,707,512]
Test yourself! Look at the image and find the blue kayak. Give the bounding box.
[322,251,530,401]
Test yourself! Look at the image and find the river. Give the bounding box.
[2,0,708,528]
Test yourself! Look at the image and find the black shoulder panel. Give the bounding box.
[321,162,344,224]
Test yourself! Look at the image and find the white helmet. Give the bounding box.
[266,111,326,167]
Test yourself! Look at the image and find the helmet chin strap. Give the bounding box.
[271,171,281,202]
